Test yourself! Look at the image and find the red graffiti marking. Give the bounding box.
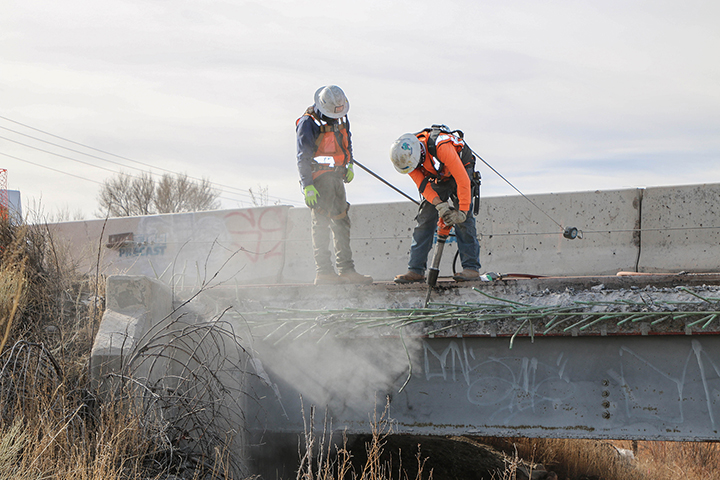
[224,207,287,263]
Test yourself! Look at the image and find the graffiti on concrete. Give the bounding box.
[608,339,720,430]
[422,337,720,432]
[423,339,574,423]
[224,207,286,263]
[102,206,290,285]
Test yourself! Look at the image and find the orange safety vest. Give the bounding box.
[297,107,351,179]
[410,130,474,211]
[415,130,467,182]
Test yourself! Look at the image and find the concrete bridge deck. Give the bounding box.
[228,274,720,442]
[93,273,720,450]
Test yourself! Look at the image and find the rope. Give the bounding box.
[353,160,420,205]
[469,147,565,231]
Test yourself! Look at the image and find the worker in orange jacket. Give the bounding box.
[296,85,373,285]
[390,126,481,283]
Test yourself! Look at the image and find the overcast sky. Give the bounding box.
[2,0,719,219]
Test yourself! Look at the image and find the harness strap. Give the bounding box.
[309,111,351,167]
[415,125,481,211]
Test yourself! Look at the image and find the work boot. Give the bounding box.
[453,269,480,282]
[394,271,425,284]
[338,270,374,284]
[314,272,342,285]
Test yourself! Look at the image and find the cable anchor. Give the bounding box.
[563,226,582,240]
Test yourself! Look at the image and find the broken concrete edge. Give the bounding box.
[205,272,720,292]
[91,273,720,382]
[90,275,173,392]
[193,274,720,339]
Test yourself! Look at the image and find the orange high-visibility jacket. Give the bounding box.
[409,131,472,211]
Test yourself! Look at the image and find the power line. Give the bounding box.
[0,146,273,206]
[0,151,104,185]
[0,134,124,175]
[0,120,298,203]
[0,115,277,201]
[0,114,303,206]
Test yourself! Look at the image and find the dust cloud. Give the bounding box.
[246,319,422,423]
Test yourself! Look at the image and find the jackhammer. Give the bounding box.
[423,219,453,308]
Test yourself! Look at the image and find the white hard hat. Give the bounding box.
[390,133,422,174]
[314,85,349,119]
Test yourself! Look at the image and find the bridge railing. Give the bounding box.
[48,183,720,288]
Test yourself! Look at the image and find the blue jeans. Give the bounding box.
[407,200,481,275]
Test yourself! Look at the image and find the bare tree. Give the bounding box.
[130,172,155,216]
[248,184,269,207]
[155,173,219,214]
[97,172,221,217]
[249,184,282,207]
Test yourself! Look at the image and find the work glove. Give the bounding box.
[445,209,467,226]
[344,163,354,183]
[304,185,319,207]
[435,201,451,221]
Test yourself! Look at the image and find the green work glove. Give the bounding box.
[304,185,319,207]
[344,163,354,183]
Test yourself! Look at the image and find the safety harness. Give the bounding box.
[417,125,481,215]
[300,107,352,180]
[297,107,352,219]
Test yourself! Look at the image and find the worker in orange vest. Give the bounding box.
[390,126,482,283]
[296,85,373,285]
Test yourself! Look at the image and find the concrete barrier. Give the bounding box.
[280,207,313,284]
[49,206,293,288]
[475,189,642,276]
[286,189,642,282]
[282,201,422,283]
[639,184,720,273]
[48,184,720,285]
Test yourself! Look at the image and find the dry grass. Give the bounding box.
[634,440,720,480]
[477,436,720,480]
[0,218,101,369]
[489,437,644,479]
[0,218,188,479]
[0,226,30,353]
[1,391,151,479]
[296,401,431,480]
[0,219,132,478]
